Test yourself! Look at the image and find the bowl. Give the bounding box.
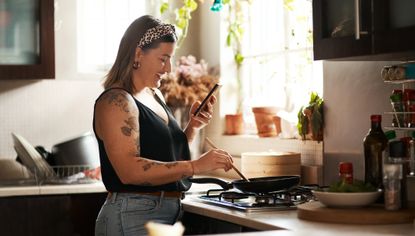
[312,190,382,208]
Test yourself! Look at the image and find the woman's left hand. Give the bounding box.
[188,95,217,130]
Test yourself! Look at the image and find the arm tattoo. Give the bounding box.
[101,89,141,155]
[137,159,179,171]
[165,162,179,169]
[135,134,141,156]
[103,90,130,112]
[142,162,162,171]
[121,117,137,137]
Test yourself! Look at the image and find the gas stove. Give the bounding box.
[198,185,317,212]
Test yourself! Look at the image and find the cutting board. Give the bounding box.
[241,152,301,178]
[298,201,415,224]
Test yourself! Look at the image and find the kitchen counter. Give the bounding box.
[0,178,218,197]
[1,180,414,235]
[182,194,415,235]
[0,181,107,197]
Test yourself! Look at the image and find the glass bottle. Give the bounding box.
[363,115,388,189]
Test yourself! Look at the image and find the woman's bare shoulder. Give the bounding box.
[96,88,136,112]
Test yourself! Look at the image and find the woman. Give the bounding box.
[93,15,233,235]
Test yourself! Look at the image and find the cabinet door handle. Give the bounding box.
[355,0,361,40]
[354,0,369,39]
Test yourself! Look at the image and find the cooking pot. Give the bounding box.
[51,132,100,167]
[189,175,300,194]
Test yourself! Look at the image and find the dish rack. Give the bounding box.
[33,165,101,185]
[10,133,101,186]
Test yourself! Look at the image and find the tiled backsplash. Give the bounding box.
[0,80,103,159]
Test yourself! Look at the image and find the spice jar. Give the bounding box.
[339,162,353,184]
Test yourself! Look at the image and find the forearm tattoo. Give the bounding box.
[137,159,179,171]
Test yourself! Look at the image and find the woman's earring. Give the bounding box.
[133,61,140,69]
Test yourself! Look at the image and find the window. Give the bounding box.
[76,0,148,75]
[55,0,151,80]
[231,0,323,135]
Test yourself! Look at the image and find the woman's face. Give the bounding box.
[135,42,175,89]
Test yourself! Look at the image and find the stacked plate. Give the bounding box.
[11,133,55,180]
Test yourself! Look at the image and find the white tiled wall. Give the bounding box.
[0,80,103,159]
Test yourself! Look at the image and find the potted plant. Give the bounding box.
[222,0,249,135]
[297,92,324,141]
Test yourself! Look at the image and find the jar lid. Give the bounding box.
[339,162,353,173]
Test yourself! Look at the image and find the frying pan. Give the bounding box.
[189,175,300,194]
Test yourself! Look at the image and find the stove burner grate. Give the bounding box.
[199,185,318,212]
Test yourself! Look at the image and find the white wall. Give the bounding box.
[0,80,102,159]
[322,60,402,184]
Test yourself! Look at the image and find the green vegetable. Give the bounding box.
[327,179,377,193]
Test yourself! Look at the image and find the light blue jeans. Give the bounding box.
[95,192,182,236]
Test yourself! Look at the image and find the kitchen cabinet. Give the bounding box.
[182,212,258,234]
[313,0,415,61]
[0,0,55,79]
[0,193,106,236]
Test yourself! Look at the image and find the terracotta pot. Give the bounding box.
[252,107,278,137]
[224,114,244,135]
[272,115,282,135]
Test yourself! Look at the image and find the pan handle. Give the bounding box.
[188,177,233,190]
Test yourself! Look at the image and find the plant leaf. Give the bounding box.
[234,53,244,65]
[226,34,232,47]
[160,2,169,14]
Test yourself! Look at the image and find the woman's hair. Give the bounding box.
[103,15,177,93]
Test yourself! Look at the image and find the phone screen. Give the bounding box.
[193,83,221,116]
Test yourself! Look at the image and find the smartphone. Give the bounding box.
[193,83,221,116]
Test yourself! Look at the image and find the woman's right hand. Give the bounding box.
[191,149,234,174]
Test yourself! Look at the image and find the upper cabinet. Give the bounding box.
[0,0,55,79]
[313,0,415,61]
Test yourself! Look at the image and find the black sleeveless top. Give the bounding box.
[93,88,192,192]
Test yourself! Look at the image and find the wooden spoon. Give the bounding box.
[205,137,250,182]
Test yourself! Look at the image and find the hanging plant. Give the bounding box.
[160,0,199,48]
[223,0,251,114]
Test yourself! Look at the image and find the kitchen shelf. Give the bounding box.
[384,79,415,85]
[384,112,415,114]
[384,127,415,131]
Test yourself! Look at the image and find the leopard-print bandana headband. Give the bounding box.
[137,23,176,48]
